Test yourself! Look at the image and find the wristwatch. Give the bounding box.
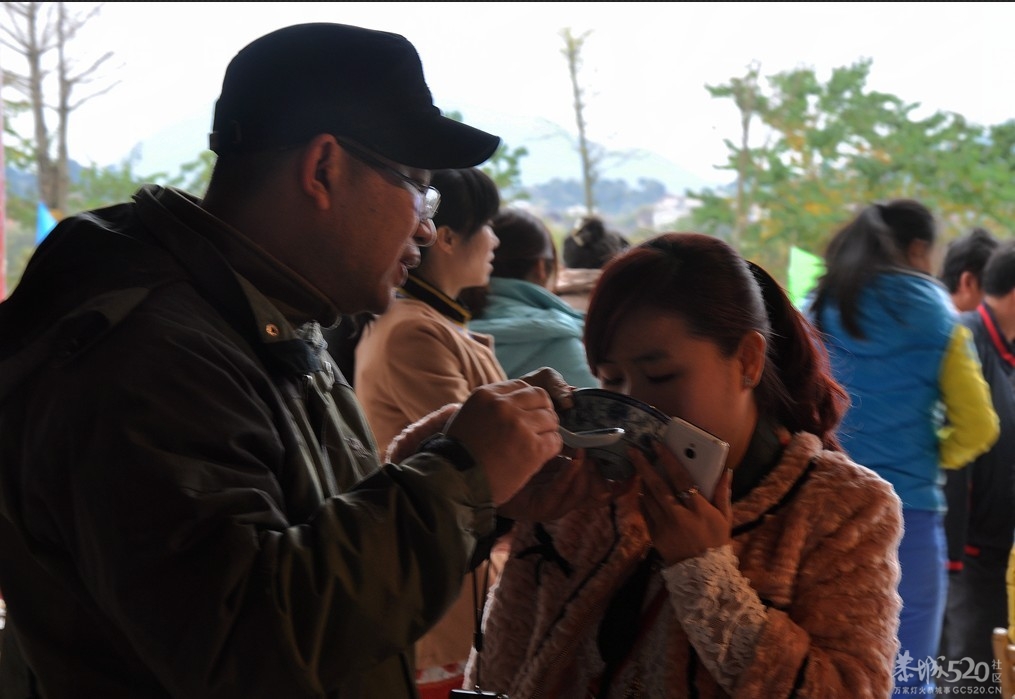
[417,434,476,471]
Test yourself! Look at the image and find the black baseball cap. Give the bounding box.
[209,23,500,169]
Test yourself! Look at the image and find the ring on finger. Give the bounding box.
[676,486,700,504]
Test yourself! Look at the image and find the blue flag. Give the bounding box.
[36,202,58,245]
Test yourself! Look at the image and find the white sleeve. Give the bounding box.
[661,545,768,693]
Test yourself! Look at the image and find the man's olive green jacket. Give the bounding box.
[0,186,495,698]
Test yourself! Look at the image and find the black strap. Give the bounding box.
[789,654,810,696]
[469,564,493,690]
[595,550,660,698]
[469,516,513,572]
[687,646,700,698]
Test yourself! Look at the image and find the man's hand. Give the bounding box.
[445,379,562,505]
[518,367,575,412]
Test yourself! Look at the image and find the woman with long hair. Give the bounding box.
[807,199,998,693]
[467,233,904,698]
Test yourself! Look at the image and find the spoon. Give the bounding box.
[558,426,626,449]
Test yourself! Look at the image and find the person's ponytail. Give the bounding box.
[749,262,849,449]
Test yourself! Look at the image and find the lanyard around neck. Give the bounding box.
[399,272,471,328]
[978,303,1015,368]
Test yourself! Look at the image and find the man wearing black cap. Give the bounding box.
[0,23,606,698]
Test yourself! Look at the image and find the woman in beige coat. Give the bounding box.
[354,167,506,698]
[466,233,904,698]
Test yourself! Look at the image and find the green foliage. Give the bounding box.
[4,147,179,291]
[689,187,737,240]
[70,148,160,211]
[164,150,215,196]
[2,97,33,169]
[482,141,530,204]
[3,191,38,291]
[690,59,1015,284]
[440,109,528,203]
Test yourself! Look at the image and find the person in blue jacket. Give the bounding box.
[806,199,998,694]
[467,208,599,388]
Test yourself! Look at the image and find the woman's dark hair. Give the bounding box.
[811,199,936,339]
[584,232,848,449]
[490,208,557,280]
[562,215,629,269]
[429,168,500,241]
[463,208,559,318]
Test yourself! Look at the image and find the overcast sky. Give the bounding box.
[7,2,1015,186]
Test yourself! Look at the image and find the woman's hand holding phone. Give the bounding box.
[660,418,728,501]
[632,439,733,566]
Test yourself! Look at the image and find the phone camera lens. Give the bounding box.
[684,446,696,460]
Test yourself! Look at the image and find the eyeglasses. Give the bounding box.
[336,139,441,222]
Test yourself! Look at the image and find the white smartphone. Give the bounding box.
[662,417,729,501]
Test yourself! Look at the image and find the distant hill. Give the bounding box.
[481,110,715,195]
[4,160,87,198]
[3,110,725,238]
[4,167,36,199]
[127,110,719,197]
[133,111,213,178]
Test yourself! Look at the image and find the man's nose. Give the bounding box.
[414,217,437,248]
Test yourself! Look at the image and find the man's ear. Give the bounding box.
[958,270,982,296]
[299,134,342,210]
[906,238,933,274]
[529,258,550,286]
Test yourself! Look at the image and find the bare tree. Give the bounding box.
[559,27,645,219]
[706,62,766,252]
[560,27,599,216]
[1,1,116,215]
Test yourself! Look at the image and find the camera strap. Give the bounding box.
[594,549,663,697]
[470,558,494,690]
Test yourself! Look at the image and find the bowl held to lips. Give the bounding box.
[558,388,730,499]
[558,388,672,481]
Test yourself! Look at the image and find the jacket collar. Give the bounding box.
[731,417,787,502]
[977,302,1015,368]
[398,271,471,327]
[731,431,823,532]
[138,186,338,328]
[487,277,585,319]
[134,186,329,377]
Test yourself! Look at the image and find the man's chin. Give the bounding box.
[364,287,397,315]
[332,286,395,317]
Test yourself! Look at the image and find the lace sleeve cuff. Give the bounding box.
[660,545,767,693]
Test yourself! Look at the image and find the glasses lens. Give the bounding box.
[423,188,441,221]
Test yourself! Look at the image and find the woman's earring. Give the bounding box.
[742,376,754,388]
